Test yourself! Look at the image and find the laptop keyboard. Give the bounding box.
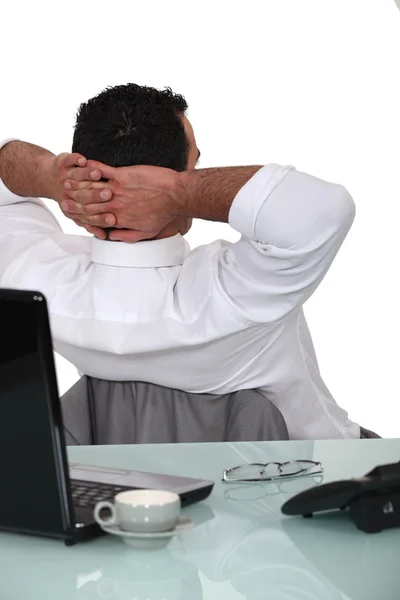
[70,479,135,508]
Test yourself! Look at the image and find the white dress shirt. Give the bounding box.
[0,138,359,439]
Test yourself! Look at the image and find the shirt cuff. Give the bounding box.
[228,164,294,240]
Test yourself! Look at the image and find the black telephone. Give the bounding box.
[281,461,400,533]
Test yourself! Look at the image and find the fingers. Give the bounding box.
[85,225,108,239]
[86,160,118,180]
[64,212,116,227]
[58,155,117,184]
[62,199,114,216]
[66,166,103,182]
[59,153,87,169]
[70,219,107,239]
[64,180,109,192]
[109,229,159,243]
[65,160,117,182]
[62,188,113,209]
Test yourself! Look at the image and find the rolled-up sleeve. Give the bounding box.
[0,139,91,302]
[218,164,356,323]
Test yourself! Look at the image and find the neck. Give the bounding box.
[104,216,192,243]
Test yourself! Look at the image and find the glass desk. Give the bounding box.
[0,439,399,599]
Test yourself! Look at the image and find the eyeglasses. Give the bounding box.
[222,460,323,483]
[224,475,324,502]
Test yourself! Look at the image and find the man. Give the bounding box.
[0,83,363,439]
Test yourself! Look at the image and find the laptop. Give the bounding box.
[0,288,214,545]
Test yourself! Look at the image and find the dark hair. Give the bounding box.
[72,83,189,171]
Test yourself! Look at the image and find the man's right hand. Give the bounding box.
[61,161,183,242]
[52,153,114,239]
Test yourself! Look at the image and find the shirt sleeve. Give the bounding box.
[0,139,91,301]
[217,164,356,324]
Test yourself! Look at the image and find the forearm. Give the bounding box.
[176,166,262,222]
[0,141,56,199]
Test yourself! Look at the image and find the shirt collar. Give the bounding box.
[90,233,190,268]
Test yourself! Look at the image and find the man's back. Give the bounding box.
[0,161,359,440]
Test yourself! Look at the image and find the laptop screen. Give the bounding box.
[0,290,73,540]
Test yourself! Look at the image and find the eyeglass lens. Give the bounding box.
[228,461,320,480]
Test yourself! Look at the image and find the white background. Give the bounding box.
[1,0,400,438]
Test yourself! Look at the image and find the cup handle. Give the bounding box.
[94,501,118,527]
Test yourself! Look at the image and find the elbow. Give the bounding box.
[330,184,356,236]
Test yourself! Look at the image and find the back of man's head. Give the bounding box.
[72,83,189,171]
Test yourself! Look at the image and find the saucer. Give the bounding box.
[100,516,194,550]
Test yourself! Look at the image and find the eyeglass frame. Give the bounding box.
[222,459,323,483]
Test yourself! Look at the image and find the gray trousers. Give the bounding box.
[60,376,290,445]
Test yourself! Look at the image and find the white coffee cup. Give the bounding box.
[94,489,181,533]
